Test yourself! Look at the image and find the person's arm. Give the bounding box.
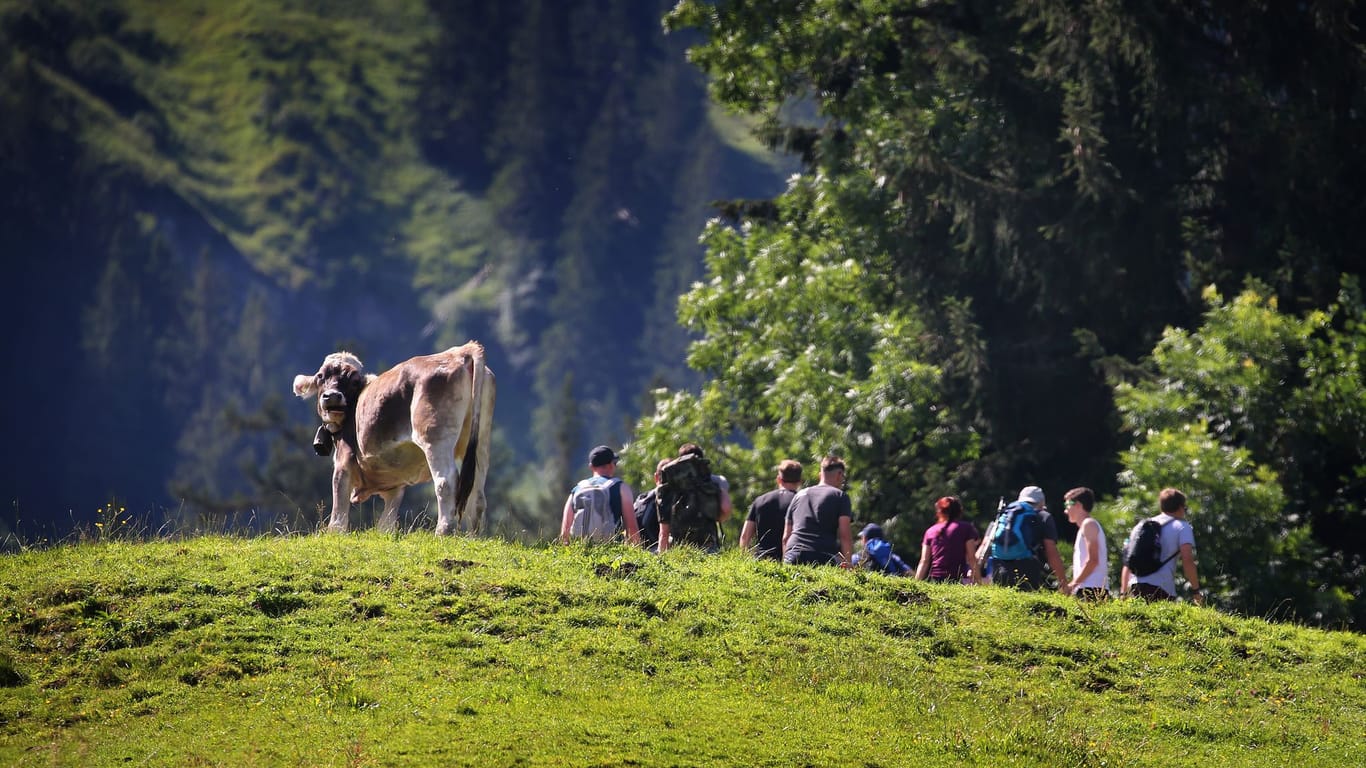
[1119,565,1133,596]
[718,486,734,523]
[838,516,853,567]
[914,542,931,580]
[1044,538,1070,595]
[964,537,980,584]
[1180,543,1203,605]
[657,522,670,553]
[738,520,757,554]
[781,518,792,555]
[620,484,639,545]
[559,497,575,544]
[1067,519,1100,592]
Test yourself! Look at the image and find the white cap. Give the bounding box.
[1017,485,1045,507]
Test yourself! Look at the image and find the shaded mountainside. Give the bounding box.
[0,0,787,537]
[0,535,1362,764]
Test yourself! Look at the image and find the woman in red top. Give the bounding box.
[915,496,982,583]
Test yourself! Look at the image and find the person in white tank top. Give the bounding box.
[1063,487,1109,599]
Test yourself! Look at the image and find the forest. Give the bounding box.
[2,0,1363,628]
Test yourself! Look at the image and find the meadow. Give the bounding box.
[0,533,1361,766]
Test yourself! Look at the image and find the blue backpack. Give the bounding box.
[989,501,1041,561]
[863,537,910,575]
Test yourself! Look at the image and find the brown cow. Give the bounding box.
[292,342,495,535]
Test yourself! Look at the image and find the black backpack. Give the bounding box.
[1123,517,1176,576]
[633,488,660,549]
[658,454,722,544]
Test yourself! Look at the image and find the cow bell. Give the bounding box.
[313,424,334,456]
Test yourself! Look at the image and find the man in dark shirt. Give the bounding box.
[782,456,853,566]
[740,459,803,560]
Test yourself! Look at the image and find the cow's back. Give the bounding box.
[354,346,477,459]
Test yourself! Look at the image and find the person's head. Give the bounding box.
[589,445,619,476]
[820,455,846,486]
[858,523,883,542]
[1063,487,1095,523]
[777,459,803,487]
[1159,487,1187,516]
[678,443,704,459]
[1017,485,1046,509]
[935,496,963,522]
[653,457,670,484]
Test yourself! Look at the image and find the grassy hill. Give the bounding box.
[1,534,1361,766]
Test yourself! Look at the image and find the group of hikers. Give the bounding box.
[561,444,1204,604]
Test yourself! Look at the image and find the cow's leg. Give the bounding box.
[467,369,496,534]
[376,487,405,533]
[329,464,353,533]
[414,437,460,535]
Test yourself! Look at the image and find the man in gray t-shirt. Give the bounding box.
[782,456,853,566]
[1121,487,1204,605]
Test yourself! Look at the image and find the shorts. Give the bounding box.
[992,558,1047,591]
[1130,583,1174,601]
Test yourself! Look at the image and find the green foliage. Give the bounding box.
[630,173,982,536]
[1110,279,1365,626]
[0,536,1362,765]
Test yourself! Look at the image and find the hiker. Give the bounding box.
[632,458,670,553]
[914,496,980,583]
[657,443,732,553]
[739,459,803,560]
[1062,487,1109,600]
[854,522,912,575]
[1120,487,1203,605]
[974,485,1068,593]
[560,445,639,545]
[782,456,854,567]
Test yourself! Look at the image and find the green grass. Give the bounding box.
[1,535,1362,766]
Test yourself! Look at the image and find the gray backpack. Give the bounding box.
[569,476,622,541]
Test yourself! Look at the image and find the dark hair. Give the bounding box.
[935,496,963,521]
[820,455,845,473]
[678,443,704,459]
[778,459,803,483]
[1159,488,1186,514]
[1063,487,1095,512]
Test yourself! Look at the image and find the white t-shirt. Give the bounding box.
[1071,517,1108,590]
[1127,513,1196,596]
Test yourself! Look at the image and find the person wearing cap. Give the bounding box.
[853,522,912,575]
[740,459,803,560]
[782,456,854,567]
[1062,487,1110,600]
[974,485,1068,592]
[914,496,981,583]
[560,445,639,545]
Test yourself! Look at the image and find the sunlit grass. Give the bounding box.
[0,534,1361,766]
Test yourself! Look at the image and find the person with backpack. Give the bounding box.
[631,458,670,553]
[914,496,981,583]
[657,443,732,553]
[782,456,854,567]
[739,459,803,560]
[1062,487,1109,600]
[974,485,1068,593]
[854,523,912,575]
[1120,487,1203,605]
[559,445,639,545]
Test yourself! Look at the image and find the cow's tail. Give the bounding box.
[454,342,487,514]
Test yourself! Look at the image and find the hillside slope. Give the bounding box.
[1,535,1362,766]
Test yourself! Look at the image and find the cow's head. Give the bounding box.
[293,352,372,429]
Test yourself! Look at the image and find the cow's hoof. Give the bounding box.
[313,425,334,456]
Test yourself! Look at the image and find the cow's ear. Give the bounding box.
[293,374,318,398]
